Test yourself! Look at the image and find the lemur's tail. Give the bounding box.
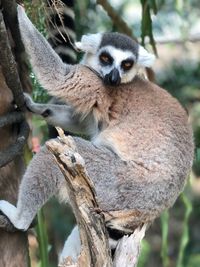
[17,5,71,92]
[44,0,78,138]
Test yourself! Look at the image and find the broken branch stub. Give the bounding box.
[113,224,147,267]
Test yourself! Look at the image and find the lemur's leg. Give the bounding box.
[24,93,96,136]
[0,136,122,231]
[0,146,65,231]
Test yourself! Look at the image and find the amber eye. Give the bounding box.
[100,55,109,62]
[99,52,113,65]
[121,59,134,71]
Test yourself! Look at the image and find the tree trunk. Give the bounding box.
[0,1,31,266]
[0,70,29,267]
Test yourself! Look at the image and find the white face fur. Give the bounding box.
[75,33,155,85]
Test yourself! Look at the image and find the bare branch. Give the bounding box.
[46,129,112,267]
[0,10,25,110]
[113,224,147,267]
[0,119,29,168]
[96,0,136,40]
[155,34,200,44]
[0,111,24,128]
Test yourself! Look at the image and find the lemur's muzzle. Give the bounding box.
[104,68,121,86]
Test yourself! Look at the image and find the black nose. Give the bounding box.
[104,68,121,86]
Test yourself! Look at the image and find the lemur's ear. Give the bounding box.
[75,33,102,54]
[137,45,156,67]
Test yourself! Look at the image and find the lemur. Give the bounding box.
[0,6,194,262]
[24,32,155,135]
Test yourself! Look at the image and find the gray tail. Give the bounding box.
[17,5,70,92]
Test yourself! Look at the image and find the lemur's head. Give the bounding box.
[75,32,155,86]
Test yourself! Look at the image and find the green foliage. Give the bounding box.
[160,211,170,267]
[24,0,47,35]
[30,73,50,103]
[138,239,151,267]
[158,61,200,176]
[140,0,158,54]
[36,209,50,267]
[176,193,193,267]
[187,254,200,267]
[158,62,200,106]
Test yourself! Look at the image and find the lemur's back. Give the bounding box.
[95,75,193,161]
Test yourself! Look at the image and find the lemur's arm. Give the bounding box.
[24,94,97,137]
[17,6,110,122]
[17,6,68,92]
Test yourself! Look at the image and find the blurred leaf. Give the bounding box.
[36,209,49,267]
[187,254,200,267]
[176,193,193,267]
[175,0,184,13]
[148,0,158,14]
[138,239,151,267]
[196,148,200,162]
[140,0,158,55]
[160,210,170,267]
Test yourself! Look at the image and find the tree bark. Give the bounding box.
[0,70,29,267]
[46,129,112,267]
[0,1,30,266]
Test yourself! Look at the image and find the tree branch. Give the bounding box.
[96,0,136,40]
[0,111,24,128]
[0,10,25,110]
[0,119,29,168]
[1,0,32,93]
[113,225,147,267]
[46,128,112,267]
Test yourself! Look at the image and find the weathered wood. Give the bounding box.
[46,128,112,267]
[113,224,147,267]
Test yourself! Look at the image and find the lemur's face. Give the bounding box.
[95,46,136,85]
[75,32,155,86]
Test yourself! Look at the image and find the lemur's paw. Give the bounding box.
[0,200,18,225]
[0,201,26,231]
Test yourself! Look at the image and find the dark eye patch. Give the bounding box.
[121,58,134,71]
[99,52,113,66]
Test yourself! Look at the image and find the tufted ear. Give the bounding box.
[75,33,102,54]
[137,45,156,67]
